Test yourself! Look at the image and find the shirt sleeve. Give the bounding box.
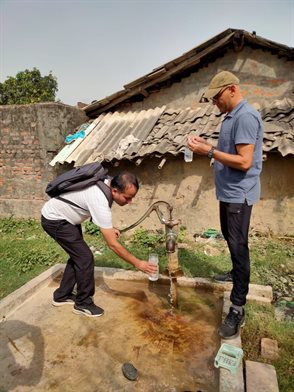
[234,112,260,145]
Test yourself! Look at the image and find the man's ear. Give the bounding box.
[230,84,237,93]
[111,188,119,198]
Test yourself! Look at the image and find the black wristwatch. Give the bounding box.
[207,146,215,159]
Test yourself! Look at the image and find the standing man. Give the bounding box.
[188,71,263,339]
[41,172,157,318]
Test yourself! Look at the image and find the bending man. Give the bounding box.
[41,171,157,318]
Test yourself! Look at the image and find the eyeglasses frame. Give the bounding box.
[211,85,232,103]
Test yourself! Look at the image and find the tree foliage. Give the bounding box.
[0,68,58,105]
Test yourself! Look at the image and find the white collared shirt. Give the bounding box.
[41,184,112,228]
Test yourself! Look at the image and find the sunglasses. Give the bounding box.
[211,85,231,103]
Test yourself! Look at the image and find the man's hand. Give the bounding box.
[135,260,158,274]
[187,135,211,156]
[113,228,121,239]
[100,228,158,275]
[187,135,255,172]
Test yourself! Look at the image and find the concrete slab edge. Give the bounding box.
[93,267,273,301]
[219,292,244,392]
[0,263,64,320]
[0,265,272,321]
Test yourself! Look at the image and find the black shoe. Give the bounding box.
[214,271,233,283]
[52,294,76,307]
[73,303,104,318]
[218,307,245,339]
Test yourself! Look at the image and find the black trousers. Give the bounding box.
[41,216,95,306]
[219,201,253,306]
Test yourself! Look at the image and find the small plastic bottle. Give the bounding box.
[184,147,193,162]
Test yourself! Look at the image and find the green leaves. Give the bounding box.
[131,227,165,248]
[84,221,102,236]
[0,68,58,105]
[13,249,58,273]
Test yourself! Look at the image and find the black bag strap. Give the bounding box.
[55,180,113,211]
[97,180,113,207]
[56,196,88,211]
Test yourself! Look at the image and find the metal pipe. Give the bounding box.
[119,201,175,233]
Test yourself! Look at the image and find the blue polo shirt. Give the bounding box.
[214,100,263,205]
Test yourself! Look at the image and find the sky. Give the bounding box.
[1,0,293,106]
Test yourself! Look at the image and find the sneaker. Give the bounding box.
[214,271,233,283]
[73,303,104,318]
[218,307,245,339]
[52,294,76,307]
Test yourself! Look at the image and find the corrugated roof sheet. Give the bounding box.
[50,98,293,167]
[50,107,166,166]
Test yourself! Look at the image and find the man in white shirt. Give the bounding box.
[41,171,157,318]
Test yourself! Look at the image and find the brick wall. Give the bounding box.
[0,103,88,217]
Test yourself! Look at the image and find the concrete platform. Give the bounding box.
[0,265,274,392]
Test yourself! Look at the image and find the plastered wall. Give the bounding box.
[109,155,294,237]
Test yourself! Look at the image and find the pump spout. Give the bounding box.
[166,227,177,253]
[166,237,176,253]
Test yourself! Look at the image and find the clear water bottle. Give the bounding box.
[184,147,193,162]
[148,253,159,281]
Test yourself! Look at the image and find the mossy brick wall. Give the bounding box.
[0,103,88,218]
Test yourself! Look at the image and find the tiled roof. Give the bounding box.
[50,98,293,167]
[83,28,293,117]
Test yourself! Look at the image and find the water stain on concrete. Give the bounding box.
[0,275,222,392]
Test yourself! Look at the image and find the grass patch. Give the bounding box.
[0,217,65,298]
[242,303,294,391]
[178,247,232,278]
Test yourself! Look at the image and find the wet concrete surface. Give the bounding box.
[0,272,223,392]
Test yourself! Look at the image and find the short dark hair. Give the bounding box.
[110,172,139,193]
